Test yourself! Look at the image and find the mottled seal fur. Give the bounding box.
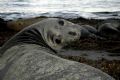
[0,18,115,80]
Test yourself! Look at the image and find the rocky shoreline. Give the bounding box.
[0,17,120,80]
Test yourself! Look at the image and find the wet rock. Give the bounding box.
[97,20,120,40]
[82,25,97,34]
[7,17,46,31]
[0,18,7,31]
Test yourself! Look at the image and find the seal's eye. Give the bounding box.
[58,20,64,26]
[55,38,61,44]
[68,31,77,36]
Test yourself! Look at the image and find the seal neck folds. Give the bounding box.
[14,28,57,53]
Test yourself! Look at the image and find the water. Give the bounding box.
[0,0,120,20]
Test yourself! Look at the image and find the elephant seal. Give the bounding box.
[0,18,114,80]
[0,18,82,55]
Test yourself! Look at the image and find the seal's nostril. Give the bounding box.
[58,20,64,26]
[55,38,61,44]
[68,31,77,36]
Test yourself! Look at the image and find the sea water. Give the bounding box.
[0,0,120,20]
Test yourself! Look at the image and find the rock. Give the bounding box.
[97,20,120,40]
[82,25,97,34]
[7,17,46,31]
[0,18,7,31]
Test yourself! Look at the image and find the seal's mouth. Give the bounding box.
[54,38,62,44]
[47,30,64,46]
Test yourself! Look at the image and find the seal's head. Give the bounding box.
[35,18,81,51]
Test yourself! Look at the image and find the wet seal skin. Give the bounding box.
[0,18,115,80]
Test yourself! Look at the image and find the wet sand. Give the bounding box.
[0,17,120,80]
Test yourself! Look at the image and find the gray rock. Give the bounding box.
[98,21,120,40]
[82,25,97,34]
[80,25,104,40]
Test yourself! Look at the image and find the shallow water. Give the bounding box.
[0,0,120,20]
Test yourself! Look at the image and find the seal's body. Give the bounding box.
[0,18,114,80]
